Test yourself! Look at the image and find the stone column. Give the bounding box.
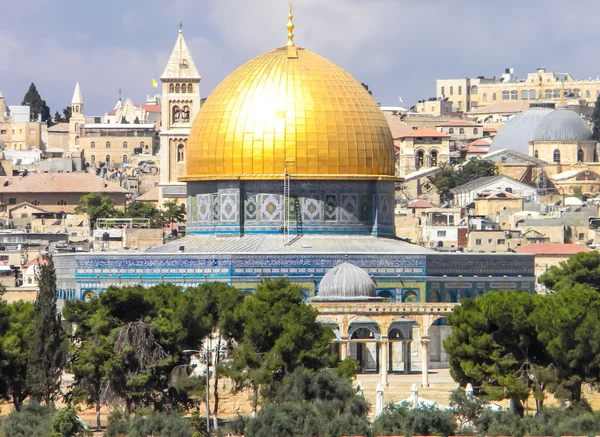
[339,337,348,361]
[380,337,389,386]
[421,337,430,387]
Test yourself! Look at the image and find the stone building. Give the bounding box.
[158,28,201,206]
[396,128,450,176]
[0,89,44,151]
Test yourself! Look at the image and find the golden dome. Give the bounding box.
[183,46,395,181]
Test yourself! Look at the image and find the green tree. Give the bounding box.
[63,106,72,123]
[21,83,51,122]
[50,406,87,437]
[0,402,55,437]
[225,279,334,415]
[373,404,456,437]
[124,201,161,226]
[245,368,370,437]
[432,158,497,200]
[444,290,547,416]
[593,94,600,142]
[449,387,484,429]
[0,299,35,410]
[76,193,119,227]
[539,251,600,292]
[160,201,186,228]
[27,259,66,404]
[532,285,600,403]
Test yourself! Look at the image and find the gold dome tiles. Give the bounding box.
[184,47,395,181]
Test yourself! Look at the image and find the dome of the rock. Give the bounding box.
[184,47,395,181]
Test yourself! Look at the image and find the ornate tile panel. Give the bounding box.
[244,193,258,220]
[340,194,358,222]
[324,194,337,221]
[259,193,283,221]
[220,192,238,222]
[302,194,322,221]
[190,196,198,223]
[198,194,211,222]
[211,194,219,221]
[379,193,391,223]
[359,194,373,222]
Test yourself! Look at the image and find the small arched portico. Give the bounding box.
[388,318,415,374]
[348,317,381,373]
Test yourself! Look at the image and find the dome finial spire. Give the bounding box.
[287,2,295,47]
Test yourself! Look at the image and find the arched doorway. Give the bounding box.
[348,317,380,373]
[428,317,450,369]
[388,318,417,374]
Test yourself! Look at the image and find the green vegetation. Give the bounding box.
[21,83,51,123]
[432,158,497,200]
[76,193,119,226]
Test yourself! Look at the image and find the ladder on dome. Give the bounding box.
[283,169,291,245]
[294,196,303,238]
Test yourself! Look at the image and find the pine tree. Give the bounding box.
[27,258,65,404]
[593,95,600,142]
[21,83,51,122]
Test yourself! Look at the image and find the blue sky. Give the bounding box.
[2,0,600,115]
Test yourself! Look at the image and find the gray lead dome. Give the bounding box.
[488,102,555,155]
[533,106,593,142]
[315,262,377,300]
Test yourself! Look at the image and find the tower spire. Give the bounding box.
[287,2,295,47]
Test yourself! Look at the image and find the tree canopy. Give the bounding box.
[539,251,600,292]
[21,83,51,122]
[76,193,119,226]
[432,158,497,200]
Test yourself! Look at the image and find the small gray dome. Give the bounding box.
[316,262,376,300]
[489,102,555,154]
[533,106,592,142]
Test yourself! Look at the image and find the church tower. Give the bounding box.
[69,82,85,149]
[158,26,201,206]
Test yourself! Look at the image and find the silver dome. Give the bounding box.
[533,106,592,142]
[489,102,555,154]
[314,262,377,300]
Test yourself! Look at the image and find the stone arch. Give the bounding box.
[348,316,381,373]
[388,317,418,373]
[428,289,441,302]
[427,316,451,367]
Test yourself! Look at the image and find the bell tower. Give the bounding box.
[158,25,201,206]
[69,82,85,149]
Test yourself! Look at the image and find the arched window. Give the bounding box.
[534,150,539,158]
[182,105,190,122]
[529,89,536,100]
[140,141,145,150]
[502,91,510,100]
[106,141,111,148]
[90,141,95,148]
[75,136,79,145]
[181,84,187,93]
[553,149,561,163]
[177,144,185,162]
[75,123,79,131]
[430,150,438,167]
[482,93,487,102]
[553,89,561,98]
[106,155,111,164]
[459,128,465,134]
[90,155,95,165]
[545,89,553,99]
[123,141,128,149]
[175,84,181,93]
[415,150,424,169]
[578,149,584,162]
[470,85,478,95]
[57,200,67,206]
[32,200,40,206]
[521,90,528,100]
[187,84,193,93]
[172,105,180,123]
[448,128,455,134]
[169,84,174,93]
[473,128,479,135]
[123,155,128,164]
[510,90,518,100]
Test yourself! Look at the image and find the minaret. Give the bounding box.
[69,82,85,149]
[158,25,201,206]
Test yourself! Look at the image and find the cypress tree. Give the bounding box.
[593,94,600,142]
[27,258,65,403]
[21,83,51,122]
